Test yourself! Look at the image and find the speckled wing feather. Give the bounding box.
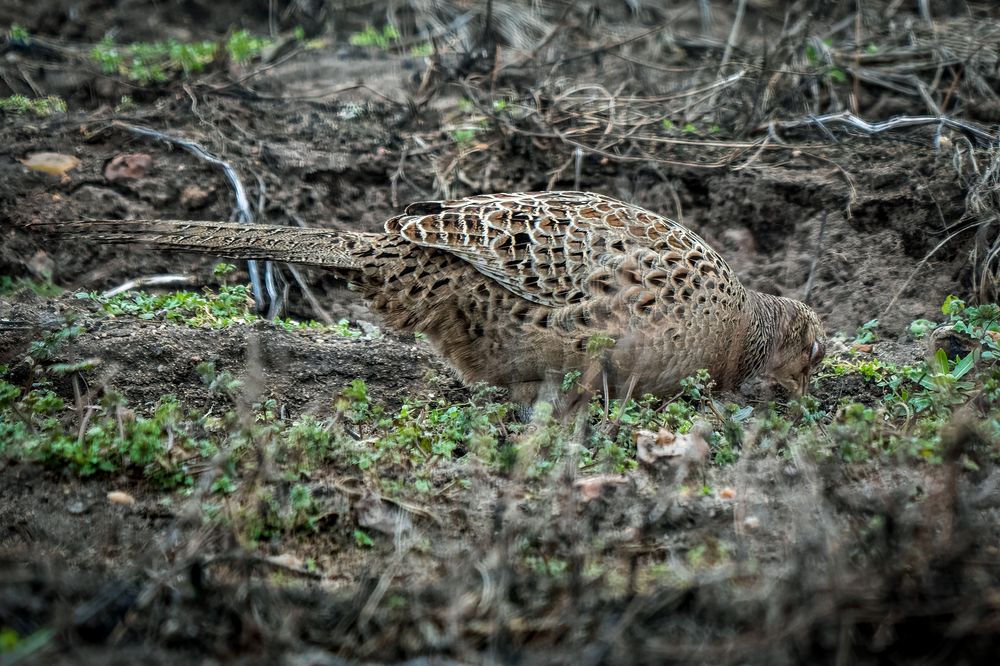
[383,191,736,309]
[21,190,826,400]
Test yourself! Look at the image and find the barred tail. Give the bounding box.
[26,219,379,269]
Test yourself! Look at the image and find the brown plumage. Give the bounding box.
[28,191,826,402]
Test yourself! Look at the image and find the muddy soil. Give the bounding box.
[2,1,999,664]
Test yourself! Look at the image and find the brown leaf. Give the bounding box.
[107,490,136,506]
[636,424,710,469]
[104,152,153,182]
[19,152,80,178]
[574,474,628,501]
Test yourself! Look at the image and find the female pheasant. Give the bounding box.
[29,191,826,403]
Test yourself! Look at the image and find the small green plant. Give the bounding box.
[680,369,713,401]
[457,97,475,113]
[904,349,975,414]
[827,68,847,83]
[114,95,135,112]
[90,32,269,84]
[79,284,256,328]
[332,319,362,338]
[585,333,616,358]
[91,35,219,83]
[827,402,884,462]
[27,324,82,361]
[349,24,400,50]
[226,30,271,63]
[909,318,936,338]
[353,528,375,548]
[1,374,202,484]
[661,118,675,130]
[940,295,1000,360]
[450,128,479,145]
[804,37,848,83]
[241,482,325,543]
[77,284,349,333]
[0,275,62,297]
[0,626,20,652]
[196,361,243,395]
[0,626,51,657]
[805,38,832,65]
[213,262,237,278]
[686,539,730,570]
[410,42,433,57]
[853,318,879,345]
[0,95,66,116]
[7,23,29,46]
[336,378,373,425]
[561,370,583,392]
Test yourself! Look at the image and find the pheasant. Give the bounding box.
[26,191,826,403]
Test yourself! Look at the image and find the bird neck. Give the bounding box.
[738,290,789,383]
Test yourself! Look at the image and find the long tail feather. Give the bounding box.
[26,219,380,269]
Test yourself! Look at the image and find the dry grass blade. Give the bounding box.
[965,148,1000,302]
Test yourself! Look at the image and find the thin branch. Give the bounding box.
[770,112,999,148]
[101,274,197,298]
[111,121,274,314]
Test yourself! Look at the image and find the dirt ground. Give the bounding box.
[2,1,1000,664]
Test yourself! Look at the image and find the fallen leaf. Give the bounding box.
[851,343,874,353]
[107,490,136,506]
[20,152,80,178]
[574,474,628,501]
[268,553,305,570]
[104,152,153,182]
[636,424,709,467]
[719,487,736,500]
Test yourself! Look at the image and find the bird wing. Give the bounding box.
[383,191,721,307]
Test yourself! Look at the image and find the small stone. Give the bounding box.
[107,490,136,506]
[27,250,55,280]
[104,153,153,182]
[180,185,213,210]
[574,474,627,501]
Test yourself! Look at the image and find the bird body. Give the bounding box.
[29,191,826,402]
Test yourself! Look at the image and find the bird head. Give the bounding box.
[764,299,826,397]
